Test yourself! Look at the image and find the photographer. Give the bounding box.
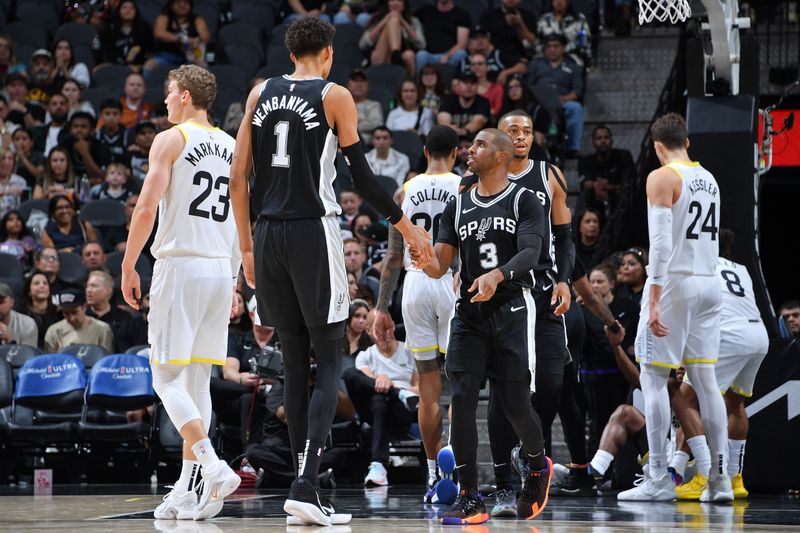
[245,358,355,488]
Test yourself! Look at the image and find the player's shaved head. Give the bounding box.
[499,110,533,127]
[484,128,514,158]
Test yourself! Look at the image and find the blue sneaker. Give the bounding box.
[434,478,458,505]
[437,446,456,475]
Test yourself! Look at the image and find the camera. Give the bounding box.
[250,345,284,380]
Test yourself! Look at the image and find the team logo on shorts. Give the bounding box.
[335,292,345,312]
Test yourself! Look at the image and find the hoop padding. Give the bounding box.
[638,0,691,24]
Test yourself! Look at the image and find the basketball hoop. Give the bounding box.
[638,0,692,24]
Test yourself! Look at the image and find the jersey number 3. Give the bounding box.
[189,171,230,222]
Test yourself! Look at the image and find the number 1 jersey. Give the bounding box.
[251,76,340,220]
[151,122,237,260]
[437,182,545,301]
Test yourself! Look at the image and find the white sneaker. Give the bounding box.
[617,475,676,501]
[364,461,388,487]
[154,490,198,520]
[700,475,734,502]
[193,461,241,520]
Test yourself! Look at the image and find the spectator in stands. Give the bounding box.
[118,73,153,129]
[437,72,490,136]
[358,221,389,267]
[59,80,96,120]
[457,26,528,86]
[467,52,504,119]
[61,112,111,184]
[125,121,156,183]
[33,247,67,294]
[418,64,445,114]
[480,0,538,59]
[351,213,375,247]
[33,147,76,200]
[223,78,264,136]
[0,282,38,347]
[101,0,154,70]
[527,33,583,157]
[86,270,131,346]
[44,288,114,352]
[146,0,211,71]
[39,194,99,253]
[26,49,61,109]
[344,238,380,298]
[347,271,359,300]
[360,0,425,78]
[498,75,550,153]
[386,80,435,138]
[576,174,616,223]
[452,134,472,175]
[94,100,131,164]
[579,124,635,195]
[12,128,46,187]
[0,147,27,217]
[0,35,26,89]
[115,290,148,351]
[0,96,16,148]
[91,162,136,201]
[337,187,361,238]
[366,127,411,186]
[17,271,61,348]
[80,240,107,271]
[51,39,91,91]
[228,290,253,336]
[582,263,638,455]
[414,0,470,74]
[344,299,374,362]
[4,74,40,128]
[31,93,70,156]
[343,318,418,486]
[347,69,384,145]
[574,207,603,273]
[0,210,36,269]
[614,247,647,306]
[536,0,591,66]
[103,193,137,251]
[779,301,800,339]
[284,0,335,24]
[64,0,113,29]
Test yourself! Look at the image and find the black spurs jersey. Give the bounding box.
[251,76,340,219]
[438,181,545,302]
[463,159,557,288]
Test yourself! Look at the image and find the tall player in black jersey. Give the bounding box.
[229,18,433,527]
[421,129,553,525]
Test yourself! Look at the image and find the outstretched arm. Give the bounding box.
[549,163,574,316]
[374,188,405,342]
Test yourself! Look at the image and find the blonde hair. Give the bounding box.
[168,64,217,110]
[106,162,131,179]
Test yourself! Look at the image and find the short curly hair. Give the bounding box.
[168,64,216,111]
[285,17,335,58]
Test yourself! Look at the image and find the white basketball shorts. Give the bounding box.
[148,256,233,366]
[635,274,721,369]
[715,320,769,397]
[401,270,456,361]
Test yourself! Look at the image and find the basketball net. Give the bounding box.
[638,0,692,24]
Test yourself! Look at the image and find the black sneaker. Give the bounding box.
[284,478,336,526]
[551,466,596,496]
[440,488,489,525]
[512,445,553,520]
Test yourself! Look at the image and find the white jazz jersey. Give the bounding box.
[150,122,237,261]
[401,172,461,271]
[717,258,761,323]
[662,161,721,277]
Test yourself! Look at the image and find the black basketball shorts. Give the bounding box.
[532,286,570,387]
[254,216,349,329]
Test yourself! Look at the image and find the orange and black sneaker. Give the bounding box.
[512,445,553,520]
[440,488,489,525]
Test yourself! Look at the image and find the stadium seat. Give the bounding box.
[15,0,60,33]
[79,199,126,227]
[83,87,118,112]
[7,354,86,445]
[374,175,399,196]
[268,22,289,47]
[389,130,424,170]
[0,359,14,409]
[106,250,153,281]
[328,64,353,87]
[456,0,489,25]
[60,344,110,370]
[58,252,87,285]
[332,45,364,69]
[366,64,407,94]
[124,345,150,356]
[194,0,220,41]
[231,0,276,35]
[17,198,49,223]
[2,21,47,50]
[210,64,249,93]
[223,43,263,79]
[332,23,362,48]
[256,64,291,80]
[267,44,294,67]
[138,0,165,26]
[367,86,393,116]
[0,344,41,371]
[77,354,154,443]
[53,23,100,69]
[0,252,23,292]
[92,64,132,91]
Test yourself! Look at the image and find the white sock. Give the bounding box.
[669,451,690,480]
[590,450,614,476]
[687,435,711,478]
[427,459,437,481]
[728,439,746,477]
[174,459,199,494]
[191,438,220,471]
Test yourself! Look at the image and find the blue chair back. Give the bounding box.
[14,354,86,410]
[86,354,154,410]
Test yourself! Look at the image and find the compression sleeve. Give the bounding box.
[499,232,542,282]
[552,223,575,284]
[341,142,403,224]
[648,204,672,285]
